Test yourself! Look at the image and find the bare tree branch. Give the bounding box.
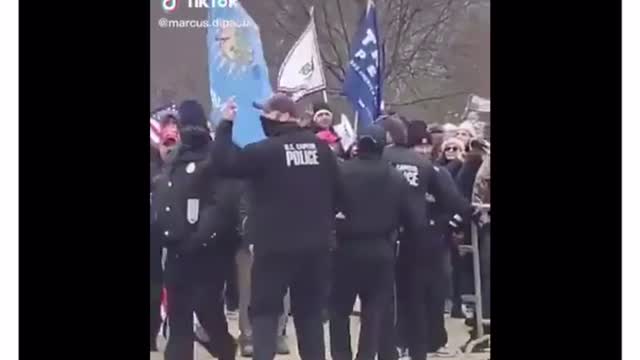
[320,51,345,82]
[274,17,299,39]
[382,0,403,49]
[336,0,351,52]
[320,1,347,79]
[388,90,469,106]
[296,0,312,16]
[385,0,408,80]
[399,0,454,72]
[273,0,293,18]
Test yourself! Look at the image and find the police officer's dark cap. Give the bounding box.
[252,93,301,120]
[358,124,387,147]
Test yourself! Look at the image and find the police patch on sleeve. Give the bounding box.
[395,164,419,187]
[187,198,200,224]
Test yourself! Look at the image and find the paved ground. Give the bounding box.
[150,313,490,360]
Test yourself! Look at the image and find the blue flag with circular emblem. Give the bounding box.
[207,1,273,147]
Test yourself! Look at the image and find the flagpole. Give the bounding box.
[322,90,328,103]
[461,94,472,120]
[354,111,359,133]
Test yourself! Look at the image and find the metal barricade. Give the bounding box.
[460,203,490,355]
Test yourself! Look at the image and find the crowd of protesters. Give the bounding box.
[150,94,491,360]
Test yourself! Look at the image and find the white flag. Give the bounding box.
[277,7,326,100]
[334,114,357,151]
[469,94,491,112]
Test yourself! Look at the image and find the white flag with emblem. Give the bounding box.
[333,114,357,151]
[277,7,326,100]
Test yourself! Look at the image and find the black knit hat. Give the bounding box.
[407,120,431,147]
[357,124,387,154]
[312,101,332,115]
[177,100,208,129]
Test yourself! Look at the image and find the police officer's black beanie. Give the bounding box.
[407,120,431,147]
[357,124,386,154]
[312,102,332,115]
[177,100,208,130]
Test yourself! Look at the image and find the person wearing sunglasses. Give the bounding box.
[437,137,465,179]
[455,120,477,149]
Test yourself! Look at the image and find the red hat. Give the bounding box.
[316,130,339,144]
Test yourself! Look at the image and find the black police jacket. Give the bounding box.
[212,121,345,255]
[152,141,242,254]
[383,145,470,253]
[335,154,413,260]
[427,165,464,245]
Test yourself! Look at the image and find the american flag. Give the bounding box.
[150,117,161,145]
[150,104,177,145]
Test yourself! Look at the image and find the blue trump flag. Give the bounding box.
[343,0,384,132]
[207,2,273,147]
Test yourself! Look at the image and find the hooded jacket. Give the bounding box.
[383,145,470,257]
[335,154,413,260]
[437,157,464,179]
[212,120,345,255]
[455,151,484,202]
[151,140,243,255]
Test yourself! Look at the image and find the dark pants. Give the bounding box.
[329,253,394,360]
[224,259,239,311]
[378,295,399,360]
[235,246,291,342]
[164,245,236,360]
[150,235,163,349]
[450,243,474,315]
[398,243,449,359]
[395,255,409,350]
[251,250,329,360]
[478,224,490,319]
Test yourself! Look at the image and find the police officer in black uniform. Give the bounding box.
[213,94,345,360]
[150,145,164,352]
[407,120,464,355]
[380,115,470,360]
[152,100,240,360]
[329,124,415,360]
